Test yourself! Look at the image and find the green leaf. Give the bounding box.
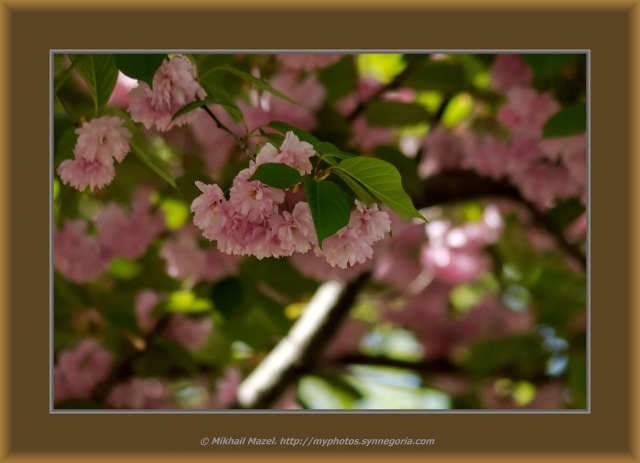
[216,63,301,106]
[153,291,213,315]
[70,54,119,114]
[542,102,587,139]
[521,54,578,81]
[198,80,244,123]
[330,169,377,205]
[303,176,352,250]
[259,129,285,147]
[268,121,320,147]
[108,257,141,280]
[55,126,79,164]
[54,54,86,92]
[366,101,430,127]
[402,61,468,93]
[171,98,216,122]
[313,373,364,400]
[153,337,199,374]
[247,163,302,189]
[211,277,244,320]
[114,54,167,88]
[335,157,425,221]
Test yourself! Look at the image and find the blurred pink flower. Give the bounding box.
[105,377,175,409]
[490,54,533,92]
[461,135,512,180]
[135,290,162,332]
[95,197,165,260]
[54,339,113,402]
[215,367,242,408]
[497,87,560,140]
[191,110,238,177]
[290,250,372,282]
[323,318,369,361]
[349,115,395,151]
[419,126,465,178]
[108,72,139,107]
[54,219,110,283]
[164,314,213,350]
[263,71,326,131]
[277,53,343,71]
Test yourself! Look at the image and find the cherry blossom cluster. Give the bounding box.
[128,55,207,132]
[191,131,391,269]
[53,189,165,283]
[57,115,132,191]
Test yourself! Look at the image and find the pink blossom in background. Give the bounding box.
[57,157,116,192]
[160,227,208,281]
[128,55,206,132]
[198,247,242,282]
[191,110,238,177]
[455,296,534,344]
[490,54,533,92]
[277,53,343,71]
[108,72,139,107]
[54,338,113,402]
[373,254,423,291]
[512,163,580,209]
[271,389,303,410]
[105,377,175,409]
[164,314,213,350]
[564,212,587,241]
[262,71,327,131]
[349,115,395,151]
[420,210,502,285]
[54,219,110,283]
[322,318,369,361]
[480,380,564,409]
[538,133,586,163]
[497,87,560,140]
[95,196,165,260]
[336,78,383,116]
[214,367,242,408]
[419,126,466,178]
[135,290,162,332]
[461,135,513,180]
[526,228,557,251]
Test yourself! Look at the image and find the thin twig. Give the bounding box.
[201,105,253,158]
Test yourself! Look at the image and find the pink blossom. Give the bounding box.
[263,71,326,131]
[95,198,165,260]
[57,157,116,192]
[349,200,391,242]
[228,167,285,223]
[191,110,238,176]
[461,135,512,180]
[215,367,242,408]
[164,314,213,350]
[277,53,343,71]
[336,79,383,116]
[74,116,131,165]
[512,163,580,209]
[490,54,533,92]
[105,377,174,409]
[135,290,162,332]
[151,55,206,110]
[538,133,586,163]
[54,220,109,283]
[128,55,206,132]
[191,181,228,236]
[290,250,372,282]
[160,228,208,281]
[316,227,374,269]
[274,132,316,174]
[269,201,316,255]
[497,88,560,140]
[455,295,533,343]
[349,115,395,151]
[108,72,139,107]
[565,212,587,241]
[421,245,491,284]
[373,254,423,290]
[419,126,465,178]
[199,247,242,282]
[54,339,113,402]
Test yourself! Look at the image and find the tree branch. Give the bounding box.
[231,273,371,409]
[201,104,253,158]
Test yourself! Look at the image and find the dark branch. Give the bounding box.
[201,104,253,158]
